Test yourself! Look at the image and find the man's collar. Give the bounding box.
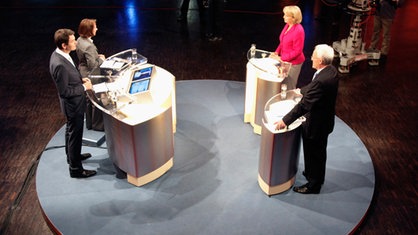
[55,48,69,56]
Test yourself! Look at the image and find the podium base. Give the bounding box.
[258,174,295,196]
[251,122,262,135]
[127,158,173,187]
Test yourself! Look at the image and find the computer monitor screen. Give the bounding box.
[132,66,153,81]
[129,78,151,94]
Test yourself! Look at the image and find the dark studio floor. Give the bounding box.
[0,0,417,234]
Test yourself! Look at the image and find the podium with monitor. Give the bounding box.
[88,49,176,187]
[244,47,291,135]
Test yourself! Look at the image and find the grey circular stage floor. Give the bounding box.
[36,80,375,235]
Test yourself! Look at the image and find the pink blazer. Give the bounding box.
[275,23,305,65]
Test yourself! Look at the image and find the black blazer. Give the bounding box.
[283,65,339,139]
[49,51,86,118]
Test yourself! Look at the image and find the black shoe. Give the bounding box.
[67,153,92,164]
[293,182,321,194]
[70,169,97,178]
[80,153,92,161]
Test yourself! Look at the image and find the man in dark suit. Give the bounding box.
[49,28,96,178]
[275,44,339,194]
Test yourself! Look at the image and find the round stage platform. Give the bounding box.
[36,80,375,235]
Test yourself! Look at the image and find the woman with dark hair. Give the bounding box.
[76,18,106,131]
[76,18,105,78]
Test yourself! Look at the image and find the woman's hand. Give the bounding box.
[269,53,281,61]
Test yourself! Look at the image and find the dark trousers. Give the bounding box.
[203,0,224,36]
[65,113,84,170]
[180,0,204,19]
[180,0,191,15]
[85,98,104,131]
[301,131,329,185]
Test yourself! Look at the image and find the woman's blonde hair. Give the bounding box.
[283,5,302,24]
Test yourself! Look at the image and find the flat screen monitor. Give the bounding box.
[128,65,153,95]
[129,78,151,94]
[132,66,153,81]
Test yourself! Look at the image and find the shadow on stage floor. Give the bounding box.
[36,80,374,235]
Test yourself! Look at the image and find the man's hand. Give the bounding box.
[274,119,287,131]
[82,78,92,90]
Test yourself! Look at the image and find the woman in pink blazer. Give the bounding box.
[273,5,305,89]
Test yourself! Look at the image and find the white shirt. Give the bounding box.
[55,48,87,90]
[312,67,325,81]
[55,48,76,67]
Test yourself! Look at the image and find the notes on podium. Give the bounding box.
[264,99,304,133]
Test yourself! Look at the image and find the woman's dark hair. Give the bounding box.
[78,18,97,38]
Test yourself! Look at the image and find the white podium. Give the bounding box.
[244,48,291,135]
[88,49,176,186]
